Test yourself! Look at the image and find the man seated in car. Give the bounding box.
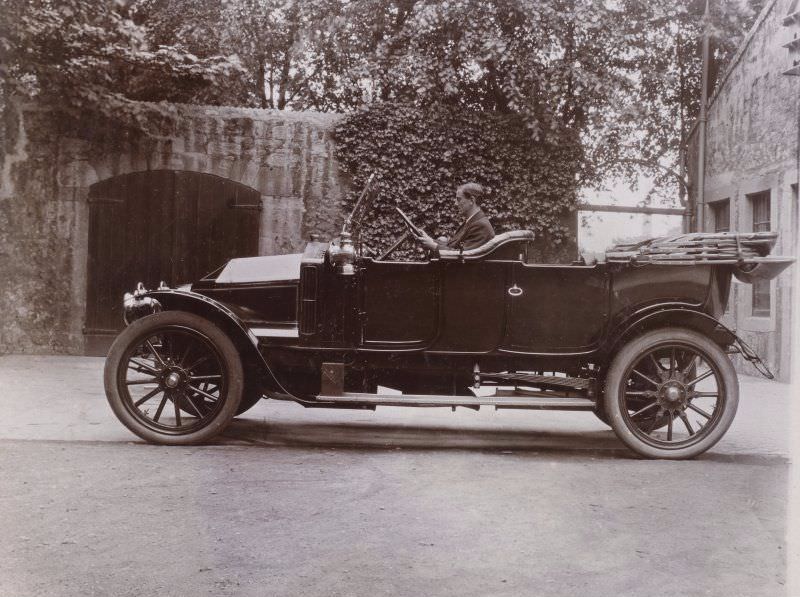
[418,182,495,251]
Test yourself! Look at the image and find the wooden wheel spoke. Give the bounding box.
[687,369,713,387]
[185,355,210,372]
[178,391,205,418]
[129,359,159,375]
[187,384,220,403]
[632,368,660,387]
[630,401,659,418]
[153,394,169,422]
[687,402,713,420]
[146,340,168,367]
[126,378,159,385]
[679,412,695,436]
[692,392,718,398]
[649,353,664,372]
[173,394,182,427]
[680,354,698,378]
[645,411,661,435]
[134,386,163,407]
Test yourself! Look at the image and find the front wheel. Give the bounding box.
[104,311,243,445]
[604,328,738,459]
[235,379,265,416]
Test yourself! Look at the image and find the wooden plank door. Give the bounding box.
[85,170,261,355]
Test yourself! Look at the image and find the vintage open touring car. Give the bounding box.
[104,180,794,458]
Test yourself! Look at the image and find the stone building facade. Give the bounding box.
[687,0,800,381]
[0,102,347,355]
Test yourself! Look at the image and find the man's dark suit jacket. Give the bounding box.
[440,209,495,250]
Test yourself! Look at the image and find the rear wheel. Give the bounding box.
[104,311,243,445]
[593,402,610,426]
[604,328,738,459]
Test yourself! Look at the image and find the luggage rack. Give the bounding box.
[605,231,778,264]
[603,232,793,280]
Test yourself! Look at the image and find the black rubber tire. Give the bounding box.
[593,404,610,426]
[604,327,738,459]
[104,311,243,445]
[595,401,671,431]
[235,380,264,416]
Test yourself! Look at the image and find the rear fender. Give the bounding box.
[601,305,773,379]
[602,306,735,361]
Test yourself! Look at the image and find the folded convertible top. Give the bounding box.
[605,232,794,281]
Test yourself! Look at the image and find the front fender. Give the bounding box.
[129,289,284,391]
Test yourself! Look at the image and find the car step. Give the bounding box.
[479,372,593,393]
[317,392,596,410]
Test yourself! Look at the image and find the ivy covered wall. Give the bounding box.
[334,103,580,262]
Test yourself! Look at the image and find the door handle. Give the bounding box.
[508,284,523,297]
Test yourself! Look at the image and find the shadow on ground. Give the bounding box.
[223,416,785,464]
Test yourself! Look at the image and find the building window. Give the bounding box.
[751,191,770,232]
[749,191,771,316]
[752,279,771,316]
[710,199,730,232]
[793,184,799,256]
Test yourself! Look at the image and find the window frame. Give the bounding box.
[747,190,771,317]
[709,199,731,233]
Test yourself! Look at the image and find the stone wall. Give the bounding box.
[1,99,583,357]
[0,102,347,355]
[686,0,800,381]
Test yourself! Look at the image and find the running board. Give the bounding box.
[316,392,596,410]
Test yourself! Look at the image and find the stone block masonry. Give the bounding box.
[0,102,347,355]
[686,0,799,381]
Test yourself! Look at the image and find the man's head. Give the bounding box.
[455,183,484,217]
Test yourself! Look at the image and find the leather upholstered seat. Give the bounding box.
[438,230,535,260]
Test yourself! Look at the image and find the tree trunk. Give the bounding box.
[257,61,269,109]
[277,24,299,110]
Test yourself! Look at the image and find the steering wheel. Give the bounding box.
[376,208,431,261]
[395,207,428,240]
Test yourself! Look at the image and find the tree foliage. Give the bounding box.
[0,0,763,199]
[0,0,242,125]
[607,0,763,204]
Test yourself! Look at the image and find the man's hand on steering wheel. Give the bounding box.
[416,230,438,250]
[396,206,437,250]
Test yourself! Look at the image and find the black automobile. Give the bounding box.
[104,180,794,459]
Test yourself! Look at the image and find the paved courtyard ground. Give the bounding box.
[0,355,797,597]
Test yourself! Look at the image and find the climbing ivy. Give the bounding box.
[333,103,581,262]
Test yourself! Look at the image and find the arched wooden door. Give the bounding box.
[85,170,261,355]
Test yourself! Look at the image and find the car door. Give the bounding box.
[359,258,439,348]
[428,259,511,353]
[502,263,609,353]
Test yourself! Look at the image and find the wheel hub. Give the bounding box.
[657,380,687,412]
[164,372,181,388]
